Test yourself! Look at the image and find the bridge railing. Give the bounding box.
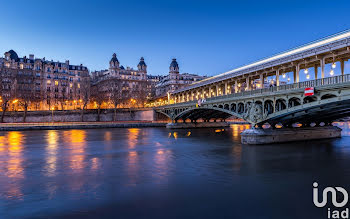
[165,74,350,108]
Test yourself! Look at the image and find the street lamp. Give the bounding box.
[51,107,55,122]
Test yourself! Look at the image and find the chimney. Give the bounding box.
[29,54,34,60]
[65,60,69,65]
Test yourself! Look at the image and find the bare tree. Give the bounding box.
[91,82,106,122]
[16,70,35,122]
[0,67,16,123]
[80,75,91,121]
[107,79,123,121]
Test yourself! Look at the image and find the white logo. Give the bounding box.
[313,182,348,208]
[313,182,349,218]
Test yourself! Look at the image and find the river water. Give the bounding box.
[1,123,350,218]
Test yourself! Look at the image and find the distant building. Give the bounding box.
[155,58,206,97]
[0,50,90,111]
[91,53,159,107]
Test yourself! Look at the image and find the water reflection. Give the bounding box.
[153,148,172,183]
[127,128,140,149]
[63,130,87,172]
[0,131,25,200]
[3,124,350,218]
[45,130,58,177]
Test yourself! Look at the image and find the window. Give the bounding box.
[20,64,24,69]
[47,80,51,85]
[78,84,80,88]
[55,81,59,86]
[69,83,72,88]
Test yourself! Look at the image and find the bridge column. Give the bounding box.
[314,65,318,80]
[224,82,228,95]
[234,81,238,93]
[341,59,345,76]
[202,88,205,98]
[276,69,280,87]
[259,74,264,89]
[208,87,211,98]
[320,58,325,79]
[294,64,300,83]
[246,77,251,91]
[216,84,219,96]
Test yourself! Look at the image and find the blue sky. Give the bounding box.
[0,0,349,76]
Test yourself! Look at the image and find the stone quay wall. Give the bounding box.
[1,108,165,123]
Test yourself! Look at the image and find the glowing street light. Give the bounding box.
[332,62,336,69]
[330,69,334,76]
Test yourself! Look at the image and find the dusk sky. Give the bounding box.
[1,0,349,76]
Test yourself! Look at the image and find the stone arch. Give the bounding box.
[237,102,244,114]
[230,103,236,112]
[303,96,317,104]
[275,99,287,112]
[321,94,337,100]
[224,104,229,110]
[264,100,274,115]
[218,104,223,109]
[288,97,301,108]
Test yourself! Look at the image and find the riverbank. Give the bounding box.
[0,121,167,131]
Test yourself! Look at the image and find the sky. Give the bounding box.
[0,0,350,76]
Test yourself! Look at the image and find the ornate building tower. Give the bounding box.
[109,53,120,77]
[137,57,147,80]
[169,58,179,80]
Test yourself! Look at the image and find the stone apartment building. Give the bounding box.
[0,50,90,111]
[155,58,206,97]
[91,53,163,108]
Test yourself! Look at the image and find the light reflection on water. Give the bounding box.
[1,124,350,218]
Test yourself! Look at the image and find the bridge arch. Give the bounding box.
[321,94,337,100]
[303,96,317,104]
[173,106,242,121]
[264,100,274,115]
[275,98,287,112]
[288,97,301,108]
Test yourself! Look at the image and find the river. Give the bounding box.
[1,123,350,218]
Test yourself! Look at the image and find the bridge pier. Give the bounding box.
[241,126,342,145]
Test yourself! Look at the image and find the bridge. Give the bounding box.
[155,30,350,144]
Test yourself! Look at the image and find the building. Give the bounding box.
[91,53,156,108]
[0,50,90,111]
[155,58,206,97]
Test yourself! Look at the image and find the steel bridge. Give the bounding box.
[156,30,350,127]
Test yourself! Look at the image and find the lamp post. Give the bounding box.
[51,107,54,122]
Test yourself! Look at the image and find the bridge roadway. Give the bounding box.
[156,74,350,128]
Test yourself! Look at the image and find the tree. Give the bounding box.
[16,70,35,122]
[0,67,16,123]
[91,82,106,122]
[80,75,91,121]
[107,79,123,121]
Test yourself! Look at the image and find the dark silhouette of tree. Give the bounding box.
[80,75,91,121]
[16,70,35,122]
[0,67,16,123]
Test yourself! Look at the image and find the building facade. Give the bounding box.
[155,58,206,97]
[0,50,90,111]
[91,53,159,108]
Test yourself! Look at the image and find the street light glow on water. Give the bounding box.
[1,124,350,218]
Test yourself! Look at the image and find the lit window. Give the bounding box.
[20,64,24,69]
[55,81,58,86]
[47,80,51,84]
[70,83,72,88]
[78,84,80,88]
